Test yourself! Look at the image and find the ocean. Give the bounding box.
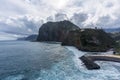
[0,41,120,80]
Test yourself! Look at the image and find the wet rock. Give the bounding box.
[80,56,100,70]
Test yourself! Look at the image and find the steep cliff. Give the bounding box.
[37,21,115,52]
[37,20,80,42]
[62,29,115,52]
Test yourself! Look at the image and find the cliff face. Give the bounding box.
[37,21,115,52]
[37,20,80,42]
[62,29,115,52]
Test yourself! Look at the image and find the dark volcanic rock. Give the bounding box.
[80,56,100,70]
[62,29,115,52]
[37,20,115,52]
[37,20,80,42]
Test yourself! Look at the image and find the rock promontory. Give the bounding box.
[37,20,79,42]
[37,20,115,52]
[62,29,115,52]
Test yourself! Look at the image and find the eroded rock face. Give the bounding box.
[37,20,115,52]
[37,20,80,42]
[62,29,115,52]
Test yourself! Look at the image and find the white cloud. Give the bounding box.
[0,15,43,35]
[0,0,120,35]
[47,13,68,22]
[71,13,88,28]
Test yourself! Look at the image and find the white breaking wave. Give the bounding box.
[66,46,120,80]
[65,46,86,69]
[1,44,120,80]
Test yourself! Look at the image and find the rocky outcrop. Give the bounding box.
[37,20,115,52]
[62,29,115,52]
[80,56,100,70]
[37,20,80,42]
[80,55,120,70]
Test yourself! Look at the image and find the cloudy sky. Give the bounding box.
[0,0,120,40]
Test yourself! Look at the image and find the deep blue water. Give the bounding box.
[0,41,120,80]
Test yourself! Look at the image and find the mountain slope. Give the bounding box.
[62,29,115,52]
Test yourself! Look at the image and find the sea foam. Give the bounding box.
[65,46,86,69]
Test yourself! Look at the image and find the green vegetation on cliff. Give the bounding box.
[37,20,115,52]
[62,29,115,52]
[115,41,120,54]
[109,32,120,54]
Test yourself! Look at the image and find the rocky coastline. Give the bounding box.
[37,20,115,52]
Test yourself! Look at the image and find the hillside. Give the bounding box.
[62,29,115,52]
[110,32,120,41]
[115,41,120,54]
[17,34,38,41]
[37,21,115,52]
